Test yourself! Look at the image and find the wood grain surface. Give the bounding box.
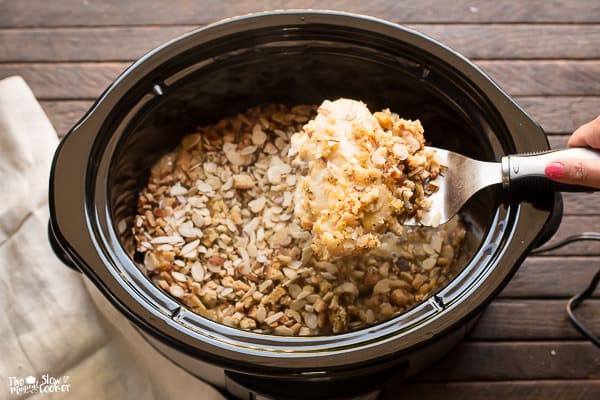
[469,300,600,339]
[2,61,599,100]
[502,257,600,298]
[2,0,599,26]
[416,341,600,380]
[2,25,600,61]
[395,381,600,400]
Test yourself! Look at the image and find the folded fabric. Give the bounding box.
[0,76,224,400]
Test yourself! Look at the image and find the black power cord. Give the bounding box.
[566,269,600,348]
[531,233,600,348]
[531,232,600,255]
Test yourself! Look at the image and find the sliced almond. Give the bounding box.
[233,174,255,190]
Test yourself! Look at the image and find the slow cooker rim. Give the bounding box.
[50,10,555,373]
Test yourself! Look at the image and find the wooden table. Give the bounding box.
[2,1,599,398]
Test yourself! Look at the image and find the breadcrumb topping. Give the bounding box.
[290,98,442,260]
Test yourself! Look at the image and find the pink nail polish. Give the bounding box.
[545,162,564,179]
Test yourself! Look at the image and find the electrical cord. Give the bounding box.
[566,269,600,348]
[531,232,600,255]
[531,233,600,348]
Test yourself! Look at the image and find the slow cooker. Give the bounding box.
[48,11,563,399]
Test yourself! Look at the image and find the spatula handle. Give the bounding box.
[502,148,600,192]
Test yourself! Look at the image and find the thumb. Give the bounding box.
[544,158,600,189]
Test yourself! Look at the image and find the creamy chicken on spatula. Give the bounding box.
[289,98,444,261]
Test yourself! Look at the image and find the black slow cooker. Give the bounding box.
[48,11,562,400]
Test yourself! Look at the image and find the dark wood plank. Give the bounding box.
[0,27,191,62]
[390,380,600,400]
[2,0,599,27]
[414,25,600,60]
[414,342,600,381]
[500,256,600,298]
[469,299,600,339]
[477,61,600,96]
[0,63,128,99]
[40,100,93,137]
[517,97,600,134]
[532,216,600,256]
[3,61,600,100]
[3,25,600,62]
[559,192,600,215]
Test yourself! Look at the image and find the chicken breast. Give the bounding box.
[289,98,441,260]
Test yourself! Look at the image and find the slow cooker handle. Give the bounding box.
[48,220,81,272]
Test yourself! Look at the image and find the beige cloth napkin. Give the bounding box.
[0,76,224,400]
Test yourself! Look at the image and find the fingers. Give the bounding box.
[568,116,600,148]
[544,117,600,188]
[545,158,600,189]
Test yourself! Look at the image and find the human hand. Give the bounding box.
[544,116,600,189]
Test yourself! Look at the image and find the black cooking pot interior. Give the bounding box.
[49,11,562,399]
[110,26,503,258]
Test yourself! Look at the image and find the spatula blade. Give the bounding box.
[404,147,502,227]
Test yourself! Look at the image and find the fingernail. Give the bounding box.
[545,162,564,179]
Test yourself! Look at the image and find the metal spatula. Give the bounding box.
[406,147,600,227]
